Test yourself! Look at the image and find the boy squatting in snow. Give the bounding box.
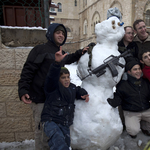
[41,48,89,150]
[107,59,150,138]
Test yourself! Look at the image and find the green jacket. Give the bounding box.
[133,32,150,58]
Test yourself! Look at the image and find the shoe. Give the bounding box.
[141,129,150,136]
[130,135,137,138]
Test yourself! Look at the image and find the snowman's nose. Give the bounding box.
[118,22,124,26]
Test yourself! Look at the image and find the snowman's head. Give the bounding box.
[95,16,125,44]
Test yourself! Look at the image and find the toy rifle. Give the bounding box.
[81,49,131,80]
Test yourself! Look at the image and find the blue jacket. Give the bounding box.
[41,62,88,126]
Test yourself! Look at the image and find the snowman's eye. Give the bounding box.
[112,20,115,25]
[112,26,116,29]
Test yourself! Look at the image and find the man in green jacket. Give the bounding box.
[133,19,150,59]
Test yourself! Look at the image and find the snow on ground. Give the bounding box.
[0,140,34,150]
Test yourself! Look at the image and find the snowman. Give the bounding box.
[70,8,125,150]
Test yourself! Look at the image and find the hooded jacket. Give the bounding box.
[18,23,83,103]
[108,74,150,112]
[41,62,88,126]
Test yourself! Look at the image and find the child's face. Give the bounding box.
[59,73,70,88]
[141,52,150,67]
[128,64,142,79]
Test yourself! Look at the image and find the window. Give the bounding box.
[50,7,55,12]
[83,19,87,35]
[92,12,100,33]
[66,27,72,36]
[75,0,77,6]
[58,3,62,12]
[145,10,150,26]
[83,0,87,7]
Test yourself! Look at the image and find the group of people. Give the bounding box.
[18,19,150,150]
[108,19,150,139]
[18,23,89,150]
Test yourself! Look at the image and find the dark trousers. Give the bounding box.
[44,121,70,150]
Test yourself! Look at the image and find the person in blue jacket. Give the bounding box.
[41,48,89,150]
[18,23,88,150]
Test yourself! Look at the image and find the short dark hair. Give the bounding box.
[133,19,145,30]
[138,49,150,60]
[60,67,70,76]
[124,26,133,31]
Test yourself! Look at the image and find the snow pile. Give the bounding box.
[0,140,34,150]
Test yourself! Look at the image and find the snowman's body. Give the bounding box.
[70,17,125,150]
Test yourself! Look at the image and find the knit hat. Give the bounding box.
[60,67,70,75]
[125,60,140,71]
[54,25,66,35]
[107,7,122,21]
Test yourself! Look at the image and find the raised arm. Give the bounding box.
[44,47,68,93]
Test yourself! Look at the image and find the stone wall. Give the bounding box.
[0,27,80,142]
[0,44,34,142]
[1,27,47,47]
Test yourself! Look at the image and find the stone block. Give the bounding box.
[31,115,35,131]
[0,117,32,133]
[0,70,21,85]
[6,101,32,117]
[0,103,6,117]
[0,49,15,69]
[0,86,19,102]
[0,133,15,142]
[15,48,32,70]
[15,132,34,142]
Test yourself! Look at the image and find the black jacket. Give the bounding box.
[108,74,150,112]
[18,23,83,103]
[41,62,88,126]
[118,40,139,63]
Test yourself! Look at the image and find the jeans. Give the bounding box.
[44,121,70,150]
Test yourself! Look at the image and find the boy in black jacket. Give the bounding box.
[41,48,89,150]
[107,60,150,138]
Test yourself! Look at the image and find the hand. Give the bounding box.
[21,94,32,104]
[82,47,89,54]
[81,94,89,102]
[55,46,68,62]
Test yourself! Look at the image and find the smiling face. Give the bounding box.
[54,30,65,46]
[128,64,142,79]
[123,27,134,44]
[134,21,148,40]
[59,73,70,88]
[140,51,150,67]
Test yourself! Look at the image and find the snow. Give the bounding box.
[69,16,125,150]
[0,25,47,30]
[0,140,34,150]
